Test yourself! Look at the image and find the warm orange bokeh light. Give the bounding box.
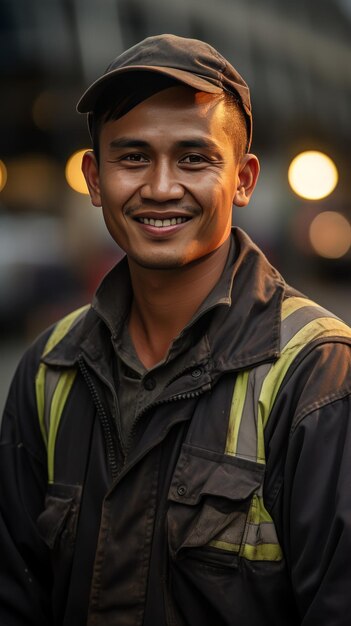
[65,149,90,195]
[0,160,8,192]
[288,151,338,200]
[309,211,351,259]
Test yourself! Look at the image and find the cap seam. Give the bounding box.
[207,43,226,88]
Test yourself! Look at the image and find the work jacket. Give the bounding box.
[1,228,351,626]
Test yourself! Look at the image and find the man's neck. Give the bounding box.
[127,239,231,369]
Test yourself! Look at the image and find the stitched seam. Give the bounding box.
[208,44,226,86]
[290,386,351,435]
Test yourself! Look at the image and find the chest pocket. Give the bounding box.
[37,481,82,583]
[167,444,265,565]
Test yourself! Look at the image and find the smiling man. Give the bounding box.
[85,87,251,270]
[82,81,258,368]
[1,34,351,626]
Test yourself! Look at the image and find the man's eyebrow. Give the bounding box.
[175,138,221,151]
[108,137,221,151]
[109,138,150,149]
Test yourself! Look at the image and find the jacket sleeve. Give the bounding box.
[282,340,351,625]
[0,332,53,626]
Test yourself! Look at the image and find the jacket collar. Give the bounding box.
[43,228,285,373]
[206,228,284,373]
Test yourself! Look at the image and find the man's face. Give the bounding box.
[84,85,253,270]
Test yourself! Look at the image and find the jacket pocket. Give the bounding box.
[167,443,264,563]
[37,483,82,551]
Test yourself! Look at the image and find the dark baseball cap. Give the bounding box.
[77,34,253,150]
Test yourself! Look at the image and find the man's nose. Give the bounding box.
[140,160,184,202]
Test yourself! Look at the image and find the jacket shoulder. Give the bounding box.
[41,304,91,358]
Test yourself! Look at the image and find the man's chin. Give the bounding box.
[132,257,185,271]
[126,250,197,271]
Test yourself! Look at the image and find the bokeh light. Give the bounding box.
[288,151,338,200]
[0,160,8,192]
[1,156,61,210]
[309,211,351,259]
[65,150,90,195]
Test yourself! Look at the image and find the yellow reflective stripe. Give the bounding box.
[208,539,241,552]
[241,542,283,561]
[36,305,89,467]
[222,302,351,563]
[259,317,351,428]
[208,496,282,560]
[281,296,319,321]
[35,363,48,448]
[225,370,250,456]
[248,494,273,524]
[47,368,77,483]
[241,495,282,561]
[256,401,265,463]
[208,539,282,560]
[42,304,89,356]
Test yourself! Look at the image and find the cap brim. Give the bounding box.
[77,65,223,113]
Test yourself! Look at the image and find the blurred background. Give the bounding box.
[1,0,350,412]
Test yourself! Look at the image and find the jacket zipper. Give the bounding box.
[126,382,211,453]
[79,351,211,476]
[78,355,121,481]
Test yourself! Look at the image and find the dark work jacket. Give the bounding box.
[1,228,351,626]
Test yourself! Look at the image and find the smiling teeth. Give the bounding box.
[139,217,188,227]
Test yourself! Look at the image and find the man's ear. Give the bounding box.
[81,151,101,207]
[233,154,260,207]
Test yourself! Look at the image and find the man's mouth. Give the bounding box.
[137,216,189,228]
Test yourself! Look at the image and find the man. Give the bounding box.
[0,34,350,626]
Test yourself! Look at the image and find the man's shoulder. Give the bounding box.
[41,304,91,358]
[12,304,93,383]
[281,291,351,346]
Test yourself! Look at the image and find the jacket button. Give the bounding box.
[177,484,187,496]
[191,368,202,379]
[143,377,156,390]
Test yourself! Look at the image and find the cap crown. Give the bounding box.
[77,34,252,149]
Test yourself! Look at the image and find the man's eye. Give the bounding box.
[122,153,148,162]
[180,154,207,164]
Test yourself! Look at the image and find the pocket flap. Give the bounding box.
[37,483,81,549]
[168,444,264,505]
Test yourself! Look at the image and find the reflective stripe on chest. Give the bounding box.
[220,296,351,561]
[35,305,90,483]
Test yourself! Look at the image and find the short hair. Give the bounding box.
[221,92,248,158]
[90,71,249,161]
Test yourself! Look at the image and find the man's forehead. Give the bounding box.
[100,86,227,135]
